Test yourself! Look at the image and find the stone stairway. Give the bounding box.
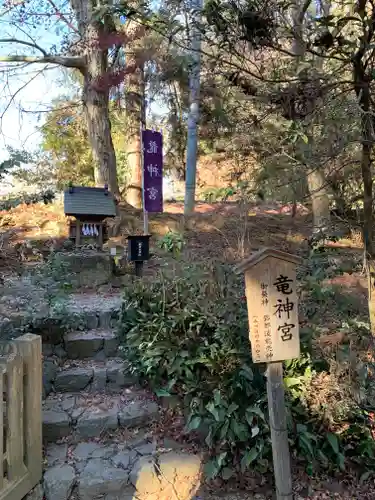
[29,293,202,500]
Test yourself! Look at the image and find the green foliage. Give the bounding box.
[0,148,32,180]
[12,155,59,191]
[119,264,269,478]
[0,189,55,211]
[119,259,375,479]
[40,101,129,190]
[158,231,184,256]
[31,253,75,303]
[204,0,275,49]
[202,186,237,203]
[40,102,95,188]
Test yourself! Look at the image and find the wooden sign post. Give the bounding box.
[235,248,302,500]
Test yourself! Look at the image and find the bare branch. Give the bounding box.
[45,0,80,35]
[0,0,24,19]
[0,38,48,56]
[0,54,85,69]
[0,66,45,122]
[297,0,313,25]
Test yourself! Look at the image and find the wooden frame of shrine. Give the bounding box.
[63,185,116,249]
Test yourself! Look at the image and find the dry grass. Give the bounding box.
[0,200,313,265]
[0,199,365,277]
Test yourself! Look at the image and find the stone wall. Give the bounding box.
[52,251,113,288]
[1,288,122,342]
[42,357,134,400]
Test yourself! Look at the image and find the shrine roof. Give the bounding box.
[64,186,116,217]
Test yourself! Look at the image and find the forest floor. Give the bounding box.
[0,198,363,264]
[1,200,374,498]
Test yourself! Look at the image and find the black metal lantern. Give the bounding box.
[127,235,151,262]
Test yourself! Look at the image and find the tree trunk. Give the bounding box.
[125,66,145,208]
[124,20,145,209]
[71,0,120,197]
[307,167,330,231]
[291,0,330,232]
[83,71,119,196]
[125,67,144,208]
[361,142,375,333]
[330,176,348,217]
[362,142,373,255]
[352,37,375,333]
[359,113,375,335]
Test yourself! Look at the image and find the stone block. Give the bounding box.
[99,310,112,329]
[43,360,58,398]
[107,360,136,389]
[45,444,68,466]
[54,367,93,392]
[78,459,130,500]
[43,410,71,442]
[53,344,67,359]
[118,400,159,429]
[76,407,118,438]
[111,450,136,470]
[42,344,53,357]
[64,330,103,359]
[86,313,99,330]
[91,367,107,392]
[135,441,156,456]
[73,442,100,461]
[44,464,76,500]
[103,335,119,356]
[52,252,112,288]
[64,329,118,359]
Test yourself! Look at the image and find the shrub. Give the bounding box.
[119,259,375,480]
[202,186,236,203]
[158,231,184,256]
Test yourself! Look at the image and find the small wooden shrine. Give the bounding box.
[64,185,116,249]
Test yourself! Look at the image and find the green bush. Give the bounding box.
[119,259,375,480]
[158,231,184,256]
[202,186,236,203]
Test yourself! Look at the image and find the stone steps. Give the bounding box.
[43,391,160,442]
[29,435,202,500]
[24,293,122,346]
[44,358,137,395]
[63,328,120,359]
[27,293,204,500]
[43,325,122,361]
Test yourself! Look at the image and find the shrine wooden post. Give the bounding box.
[235,248,302,500]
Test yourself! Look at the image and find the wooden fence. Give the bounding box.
[0,334,42,500]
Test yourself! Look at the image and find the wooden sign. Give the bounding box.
[235,248,302,363]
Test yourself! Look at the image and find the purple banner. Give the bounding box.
[142,129,163,213]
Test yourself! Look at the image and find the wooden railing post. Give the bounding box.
[5,354,26,483]
[14,334,42,485]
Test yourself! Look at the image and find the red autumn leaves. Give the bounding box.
[91,66,137,92]
[89,26,144,92]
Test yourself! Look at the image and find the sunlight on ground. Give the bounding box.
[131,452,202,500]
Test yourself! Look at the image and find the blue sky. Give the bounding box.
[0,6,71,161]
[0,66,65,158]
[0,3,169,196]
[0,9,158,162]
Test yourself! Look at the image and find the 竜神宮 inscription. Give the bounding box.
[235,248,301,500]
[236,249,301,364]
